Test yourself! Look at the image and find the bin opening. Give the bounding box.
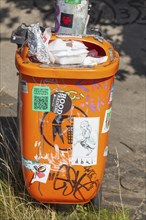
[28,39,107,67]
[24,24,109,66]
[83,41,106,57]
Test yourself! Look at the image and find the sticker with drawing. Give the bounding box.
[22,157,50,184]
[31,164,51,184]
[72,117,100,166]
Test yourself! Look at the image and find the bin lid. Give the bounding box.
[15,35,119,79]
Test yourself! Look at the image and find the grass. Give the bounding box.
[0,117,130,220]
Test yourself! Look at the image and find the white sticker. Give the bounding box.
[31,164,51,184]
[20,80,28,93]
[109,83,114,102]
[22,157,50,184]
[103,146,109,157]
[102,108,112,133]
[72,117,100,166]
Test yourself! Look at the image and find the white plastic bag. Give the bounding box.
[48,39,88,64]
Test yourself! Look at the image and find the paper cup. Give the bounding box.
[55,0,89,35]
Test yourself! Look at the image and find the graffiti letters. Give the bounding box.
[90,0,146,25]
[33,0,146,26]
[53,164,99,201]
[84,166,97,181]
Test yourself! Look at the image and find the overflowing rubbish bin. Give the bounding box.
[14,33,119,205]
[11,0,119,207]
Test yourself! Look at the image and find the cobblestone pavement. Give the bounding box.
[0,1,146,219]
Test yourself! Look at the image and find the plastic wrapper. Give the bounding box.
[88,49,99,58]
[47,39,88,65]
[28,24,51,63]
[82,56,108,66]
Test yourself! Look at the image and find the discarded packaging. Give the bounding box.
[88,49,99,58]
[55,0,90,35]
[47,39,88,65]
[27,24,108,66]
[28,24,51,64]
[82,56,108,66]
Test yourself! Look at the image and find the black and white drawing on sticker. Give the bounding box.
[72,117,100,166]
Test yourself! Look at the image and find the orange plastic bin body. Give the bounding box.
[16,35,119,204]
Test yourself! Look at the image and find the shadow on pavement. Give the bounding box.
[0,0,146,80]
[0,1,145,219]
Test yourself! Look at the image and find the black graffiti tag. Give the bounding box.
[32,0,146,26]
[84,166,97,181]
[53,164,99,201]
[90,0,146,25]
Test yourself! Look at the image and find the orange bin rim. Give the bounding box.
[16,35,120,79]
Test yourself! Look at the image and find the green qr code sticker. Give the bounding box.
[32,86,51,112]
[65,0,81,4]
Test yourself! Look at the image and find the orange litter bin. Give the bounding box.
[16,34,119,205]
